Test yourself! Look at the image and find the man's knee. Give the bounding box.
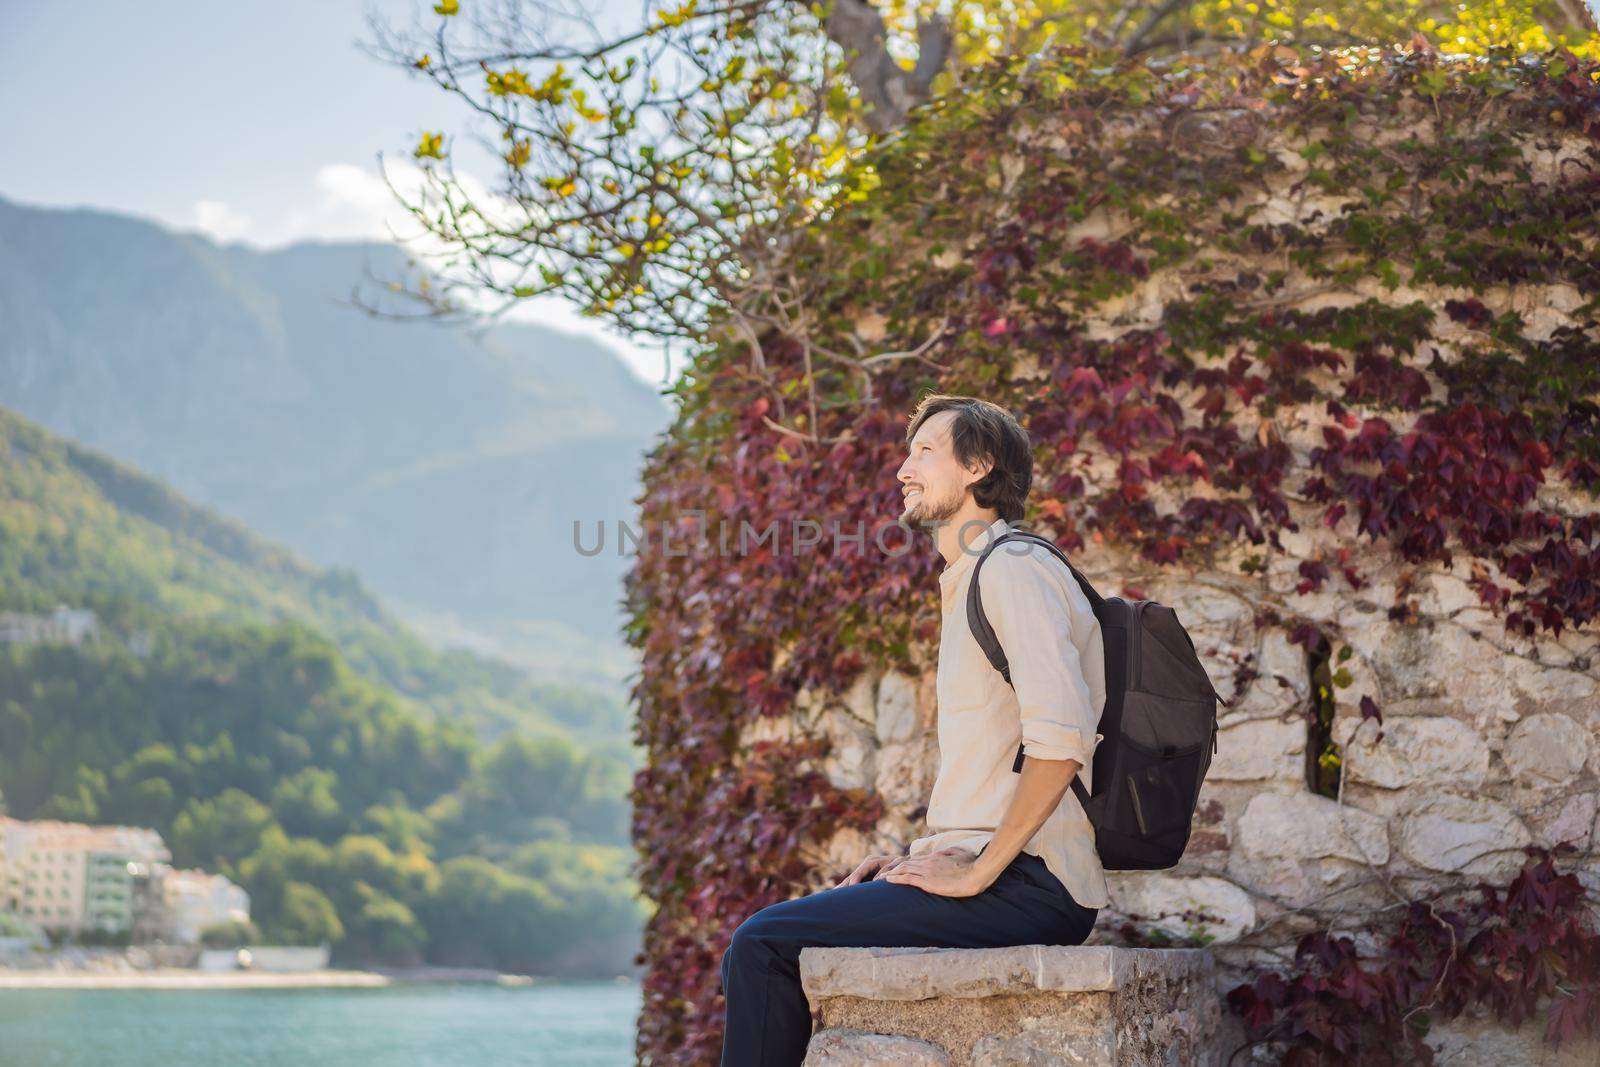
[725,903,787,963]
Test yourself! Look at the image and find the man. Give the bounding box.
[718,393,1109,1066]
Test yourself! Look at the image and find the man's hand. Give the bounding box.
[835,852,909,887]
[881,846,989,897]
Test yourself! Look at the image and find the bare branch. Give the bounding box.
[1122,0,1194,56]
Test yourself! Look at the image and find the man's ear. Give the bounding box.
[964,454,994,489]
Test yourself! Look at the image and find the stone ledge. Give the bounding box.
[801,945,1221,1066]
[800,944,1213,1000]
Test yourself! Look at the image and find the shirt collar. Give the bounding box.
[937,517,1013,596]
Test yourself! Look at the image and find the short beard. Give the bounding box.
[903,486,963,529]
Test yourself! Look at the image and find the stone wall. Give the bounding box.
[754,542,1600,1057]
[801,945,1221,1066]
[769,561,1600,928]
[736,109,1600,1058]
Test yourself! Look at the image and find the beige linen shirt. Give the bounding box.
[906,517,1110,909]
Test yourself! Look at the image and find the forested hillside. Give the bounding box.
[0,617,644,973]
[0,406,646,973]
[0,406,630,751]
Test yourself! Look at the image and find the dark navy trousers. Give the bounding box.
[717,848,1099,1066]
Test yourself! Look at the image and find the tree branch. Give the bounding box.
[822,0,951,134]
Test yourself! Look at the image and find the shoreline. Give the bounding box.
[0,969,392,990]
[0,966,636,990]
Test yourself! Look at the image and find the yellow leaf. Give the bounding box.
[433,0,458,14]
[656,0,697,27]
[414,131,445,159]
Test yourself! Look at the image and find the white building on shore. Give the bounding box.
[0,817,175,938]
[163,868,251,944]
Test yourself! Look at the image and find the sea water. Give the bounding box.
[0,980,641,1066]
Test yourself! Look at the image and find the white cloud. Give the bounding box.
[191,199,255,243]
[277,160,434,247]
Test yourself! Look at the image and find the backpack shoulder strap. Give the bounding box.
[964,528,1098,801]
[967,531,1104,677]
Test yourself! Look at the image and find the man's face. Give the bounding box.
[896,410,989,528]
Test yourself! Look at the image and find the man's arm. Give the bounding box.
[970,545,1100,890]
[881,543,1103,899]
[971,755,1081,889]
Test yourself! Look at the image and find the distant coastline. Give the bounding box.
[0,962,606,990]
[0,969,390,990]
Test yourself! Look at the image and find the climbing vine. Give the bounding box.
[1226,846,1600,1064]
[626,40,1600,1065]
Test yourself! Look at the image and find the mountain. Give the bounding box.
[0,405,633,754]
[0,194,673,694]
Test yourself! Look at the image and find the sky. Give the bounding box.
[0,0,690,388]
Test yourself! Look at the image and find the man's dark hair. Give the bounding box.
[904,393,1032,522]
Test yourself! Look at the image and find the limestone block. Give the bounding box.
[802,944,1156,1000]
[1334,621,1514,727]
[1420,571,1488,614]
[1226,630,1311,717]
[1397,793,1532,881]
[971,1010,1116,1066]
[875,671,920,744]
[1502,654,1600,719]
[801,945,1220,1067]
[1503,713,1591,787]
[1340,620,1469,703]
[804,1029,952,1066]
[823,713,877,792]
[1259,628,1308,688]
[1208,717,1305,782]
[842,671,878,727]
[1232,793,1389,865]
[1425,1006,1600,1066]
[876,736,937,810]
[1340,715,1489,789]
[1105,874,1257,943]
[1152,586,1256,631]
[1528,792,1598,851]
[1226,792,1389,909]
[810,826,875,889]
[740,710,798,748]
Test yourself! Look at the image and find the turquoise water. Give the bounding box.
[0,981,641,1066]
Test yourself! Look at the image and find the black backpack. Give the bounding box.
[967,527,1229,871]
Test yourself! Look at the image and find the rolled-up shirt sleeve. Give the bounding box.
[983,544,1103,794]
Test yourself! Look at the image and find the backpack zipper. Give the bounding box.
[1128,600,1147,690]
[1126,778,1149,835]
